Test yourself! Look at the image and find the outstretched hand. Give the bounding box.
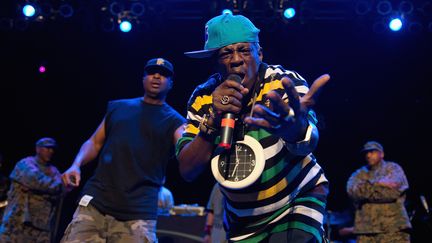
[244,74,330,142]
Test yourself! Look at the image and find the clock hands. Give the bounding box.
[232,145,240,177]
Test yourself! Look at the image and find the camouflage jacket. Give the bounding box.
[346,160,411,234]
[1,156,63,231]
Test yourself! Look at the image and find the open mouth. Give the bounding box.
[151,81,161,88]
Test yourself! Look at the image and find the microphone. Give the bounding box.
[420,195,429,214]
[219,74,242,149]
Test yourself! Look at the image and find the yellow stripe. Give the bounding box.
[185,123,199,135]
[257,177,287,200]
[191,95,212,111]
[254,156,312,201]
[256,79,284,102]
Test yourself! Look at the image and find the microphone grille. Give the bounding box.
[227,74,242,84]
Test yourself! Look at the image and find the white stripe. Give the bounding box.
[229,196,324,241]
[230,232,256,241]
[264,66,284,79]
[316,173,328,185]
[263,140,284,159]
[281,85,309,100]
[187,111,201,122]
[226,162,322,217]
[294,72,306,81]
[298,162,322,189]
[268,204,324,226]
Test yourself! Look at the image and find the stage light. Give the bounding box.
[376,0,392,16]
[110,1,124,15]
[119,20,132,32]
[59,4,74,18]
[22,4,36,17]
[39,65,46,73]
[131,2,146,16]
[389,18,402,31]
[283,8,296,19]
[222,9,233,15]
[399,1,414,15]
[355,0,372,15]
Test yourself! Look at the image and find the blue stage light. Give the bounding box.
[389,18,403,31]
[283,8,296,19]
[22,4,36,17]
[119,20,132,32]
[222,9,232,15]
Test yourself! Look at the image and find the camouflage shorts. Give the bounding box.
[0,223,50,243]
[357,231,410,243]
[60,204,158,243]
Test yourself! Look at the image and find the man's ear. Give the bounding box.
[169,78,174,89]
[258,46,263,61]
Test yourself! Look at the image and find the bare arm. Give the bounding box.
[173,124,186,145]
[62,119,106,187]
[175,121,215,181]
[178,133,215,182]
[203,211,214,243]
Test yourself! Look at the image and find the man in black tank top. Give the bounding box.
[60,58,186,243]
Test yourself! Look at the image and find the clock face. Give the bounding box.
[218,144,256,182]
[211,135,265,189]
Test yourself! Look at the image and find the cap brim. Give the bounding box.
[184,49,217,58]
[361,148,381,153]
[144,65,173,76]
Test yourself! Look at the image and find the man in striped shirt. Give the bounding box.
[176,13,330,242]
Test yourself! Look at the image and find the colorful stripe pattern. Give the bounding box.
[176,64,328,242]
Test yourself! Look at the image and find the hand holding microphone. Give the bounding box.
[212,74,247,149]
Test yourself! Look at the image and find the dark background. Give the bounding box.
[1,0,431,241]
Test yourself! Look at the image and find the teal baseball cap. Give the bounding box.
[184,13,260,58]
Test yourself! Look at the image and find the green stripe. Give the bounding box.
[271,221,322,243]
[175,137,193,156]
[247,129,271,141]
[248,203,291,228]
[294,196,326,208]
[236,222,322,243]
[260,158,285,183]
[235,232,268,243]
[175,134,221,157]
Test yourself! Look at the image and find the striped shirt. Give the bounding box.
[176,63,328,242]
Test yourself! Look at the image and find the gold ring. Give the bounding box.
[220,95,230,105]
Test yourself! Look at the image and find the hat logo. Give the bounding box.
[156,58,165,65]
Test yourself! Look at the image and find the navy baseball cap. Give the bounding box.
[36,137,57,148]
[144,58,174,76]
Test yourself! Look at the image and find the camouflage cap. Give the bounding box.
[361,141,383,152]
[36,137,57,148]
